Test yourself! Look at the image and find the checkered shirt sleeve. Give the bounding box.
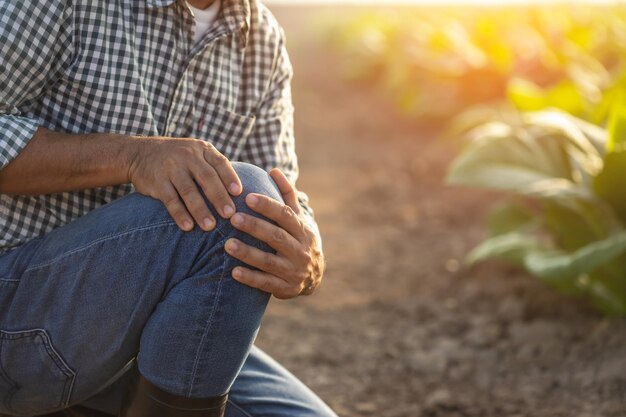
[0,0,75,168]
[240,26,319,239]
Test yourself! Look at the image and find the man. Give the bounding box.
[0,0,336,416]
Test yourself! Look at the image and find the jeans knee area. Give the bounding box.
[136,163,283,396]
[230,162,283,214]
[220,162,284,252]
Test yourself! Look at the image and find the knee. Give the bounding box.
[230,162,284,215]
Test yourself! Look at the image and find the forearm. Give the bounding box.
[0,127,134,195]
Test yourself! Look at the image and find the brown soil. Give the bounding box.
[256,7,626,417]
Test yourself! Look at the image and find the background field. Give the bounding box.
[254,6,626,417]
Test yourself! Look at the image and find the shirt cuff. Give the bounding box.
[297,191,323,250]
[0,114,40,169]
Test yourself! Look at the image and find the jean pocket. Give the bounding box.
[0,329,76,415]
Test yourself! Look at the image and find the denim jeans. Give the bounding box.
[0,162,336,417]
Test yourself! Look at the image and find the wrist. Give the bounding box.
[122,135,150,184]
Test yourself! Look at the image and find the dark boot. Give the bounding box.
[118,374,227,417]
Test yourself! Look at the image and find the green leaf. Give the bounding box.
[543,200,621,252]
[507,78,548,112]
[592,149,626,223]
[525,111,604,168]
[607,91,626,152]
[507,79,586,116]
[585,277,626,316]
[447,122,596,203]
[487,201,536,237]
[523,231,626,282]
[466,232,546,266]
[544,81,587,116]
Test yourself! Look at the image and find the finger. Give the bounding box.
[170,172,216,231]
[159,182,195,231]
[203,145,242,196]
[230,212,304,256]
[269,168,300,213]
[231,267,300,300]
[190,160,235,219]
[225,238,292,277]
[244,194,305,241]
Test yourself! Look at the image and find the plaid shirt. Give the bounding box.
[0,0,314,254]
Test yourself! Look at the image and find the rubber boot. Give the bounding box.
[118,374,227,417]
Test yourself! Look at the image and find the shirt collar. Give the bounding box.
[221,0,251,48]
[146,0,250,48]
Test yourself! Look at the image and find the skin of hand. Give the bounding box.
[223,168,326,299]
[0,129,241,233]
[128,136,242,232]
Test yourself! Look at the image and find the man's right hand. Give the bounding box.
[127,137,242,232]
[0,128,240,232]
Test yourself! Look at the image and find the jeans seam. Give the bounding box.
[187,236,229,397]
[226,399,255,417]
[213,221,227,239]
[24,220,177,272]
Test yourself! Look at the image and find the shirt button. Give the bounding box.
[168,122,177,133]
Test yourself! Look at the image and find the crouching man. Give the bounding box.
[0,1,336,416]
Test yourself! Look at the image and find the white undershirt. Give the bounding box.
[188,0,221,44]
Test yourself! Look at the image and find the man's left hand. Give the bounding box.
[224,169,325,299]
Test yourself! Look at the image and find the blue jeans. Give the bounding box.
[0,162,336,417]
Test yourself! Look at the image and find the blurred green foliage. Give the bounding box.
[447,109,626,315]
[329,6,626,314]
[327,6,626,123]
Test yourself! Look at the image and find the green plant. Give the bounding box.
[447,108,626,315]
[326,6,626,123]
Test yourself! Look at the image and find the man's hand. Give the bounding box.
[128,137,242,232]
[224,169,325,299]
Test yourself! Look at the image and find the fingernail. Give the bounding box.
[247,194,258,206]
[227,240,239,252]
[232,268,242,278]
[223,205,235,217]
[183,220,193,230]
[230,183,240,194]
[232,213,244,225]
[203,218,214,230]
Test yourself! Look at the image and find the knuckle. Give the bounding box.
[175,145,195,158]
[214,152,228,163]
[178,184,198,198]
[200,166,218,181]
[263,252,276,269]
[213,188,230,203]
[272,228,287,243]
[205,145,227,162]
[247,217,259,232]
[299,249,313,265]
[161,193,181,208]
[261,276,274,293]
[281,204,294,219]
[163,156,178,170]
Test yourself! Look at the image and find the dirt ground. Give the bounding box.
[255,6,626,417]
